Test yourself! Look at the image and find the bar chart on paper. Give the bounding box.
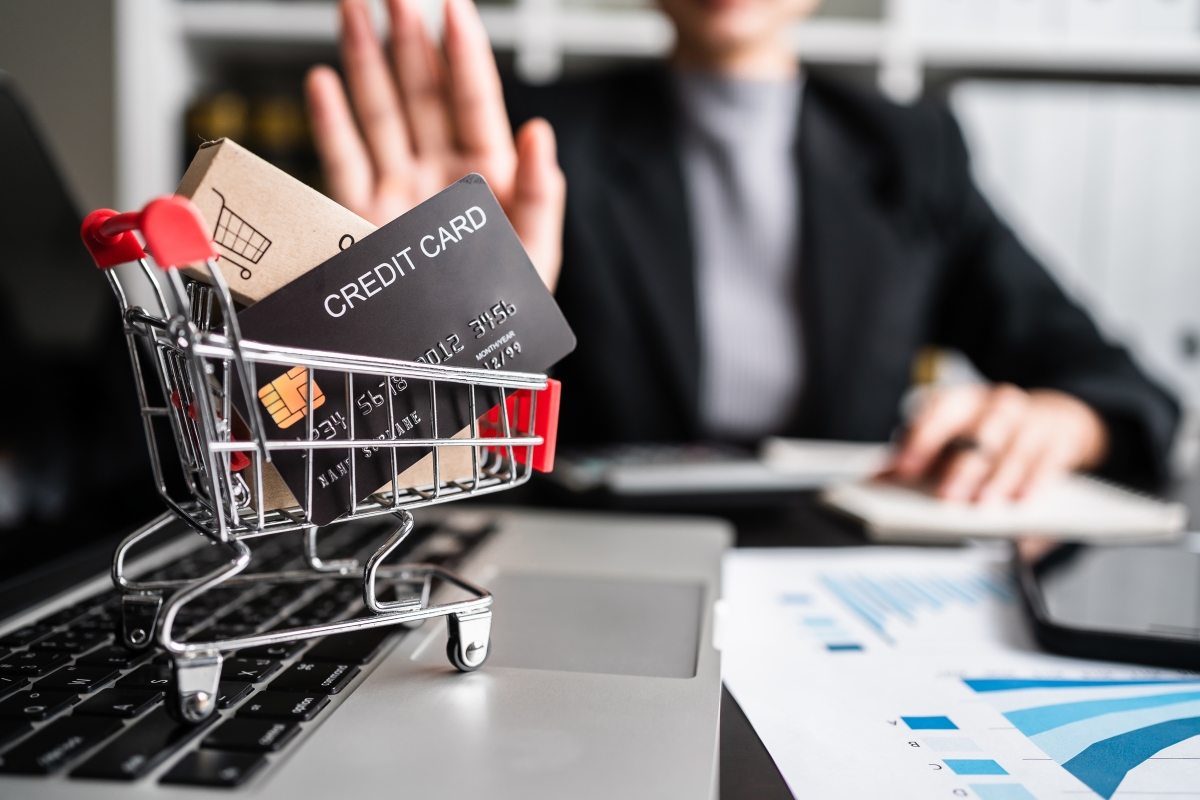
[721,547,1200,800]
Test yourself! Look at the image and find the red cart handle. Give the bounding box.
[81,195,217,270]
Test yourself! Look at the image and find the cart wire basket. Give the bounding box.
[80,195,561,723]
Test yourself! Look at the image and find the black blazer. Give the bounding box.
[506,67,1180,488]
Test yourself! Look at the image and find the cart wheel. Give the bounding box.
[446,610,492,672]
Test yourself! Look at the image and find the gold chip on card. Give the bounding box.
[258,366,325,429]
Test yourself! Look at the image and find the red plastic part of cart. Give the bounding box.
[80,208,147,269]
[483,379,561,473]
[80,196,215,270]
[140,195,217,269]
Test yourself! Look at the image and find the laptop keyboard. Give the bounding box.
[0,517,487,788]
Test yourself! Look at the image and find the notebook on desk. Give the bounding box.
[822,474,1188,543]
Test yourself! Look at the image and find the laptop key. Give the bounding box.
[0,690,80,721]
[202,718,300,752]
[0,626,54,648]
[77,645,148,670]
[41,604,95,627]
[0,675,27,700]
[270,662,359,695]
[75,688,163,718]
[203,623,258,639]
[220,658,282,684]
[118,664,172,688]
[0,716,122,774]
[71,707,215,781]
[35,629,109,653]
[71,616,117,633]
[237,641,306,661]
[36,664,120,693]
[304,629,393,665]
[0,719,31,749]
[217,681,254,709]
[237,691,329,722]
[160,749,266,787]
[0,650,70,676]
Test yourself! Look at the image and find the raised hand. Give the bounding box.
[305,0,565,290]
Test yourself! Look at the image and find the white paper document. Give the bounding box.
[821,475,1187,543]
[722,547,1200,800]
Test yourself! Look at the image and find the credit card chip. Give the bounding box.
[258,367,326,429]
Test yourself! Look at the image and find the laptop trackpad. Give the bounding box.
[421,574,704,678]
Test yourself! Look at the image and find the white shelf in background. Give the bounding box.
[177,2,878,63]
[178,2,1200,77]
[179,1,338,42]
[916,32,1200,74]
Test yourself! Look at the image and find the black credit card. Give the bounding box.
[234,174,576,524]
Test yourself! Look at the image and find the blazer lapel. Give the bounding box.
[796,80,936,440]
[600,70,702,434]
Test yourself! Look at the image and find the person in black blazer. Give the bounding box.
[304,0,1179,498]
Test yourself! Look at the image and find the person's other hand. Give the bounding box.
[888,383,1109,502]
[305,0,566,290]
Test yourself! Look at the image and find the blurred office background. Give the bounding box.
[3,0,1200,470]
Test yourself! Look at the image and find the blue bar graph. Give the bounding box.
[944,759,1008,775]
[819,571,1012,644]
[903,716,958,730]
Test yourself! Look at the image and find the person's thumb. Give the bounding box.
[509,118,565,292]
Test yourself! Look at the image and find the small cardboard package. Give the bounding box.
[177,139,375,304]
[176,139,475,511]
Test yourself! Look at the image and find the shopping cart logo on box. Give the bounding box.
[212,188,271,279]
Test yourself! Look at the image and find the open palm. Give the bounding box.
[306,0,565,289]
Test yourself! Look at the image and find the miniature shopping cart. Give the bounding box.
[80,196,560,724]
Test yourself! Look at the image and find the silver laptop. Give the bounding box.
[0,72,728,798]
[0,507,728,798]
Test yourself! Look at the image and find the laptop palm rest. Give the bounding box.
[417,573,704,678]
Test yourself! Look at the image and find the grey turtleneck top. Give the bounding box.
[675,72,805,441]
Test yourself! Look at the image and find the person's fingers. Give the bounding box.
[509,119,565,291]
[932,385,1028,500]
[443,0,515,169]
[305,66,375,212]
[892,385,986,479]
[975,422,1049,503]
[971,384,1030,456]
[937,449,992,501]
[1013,439,1072,500]
[387,0,451,156]
[339,0,412,179]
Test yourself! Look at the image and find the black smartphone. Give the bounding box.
[1015,536,1200,670]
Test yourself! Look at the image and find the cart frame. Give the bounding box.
[81,196,557,722]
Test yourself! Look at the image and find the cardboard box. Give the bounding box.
[176,139,479,513]
[176,139,376,305]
